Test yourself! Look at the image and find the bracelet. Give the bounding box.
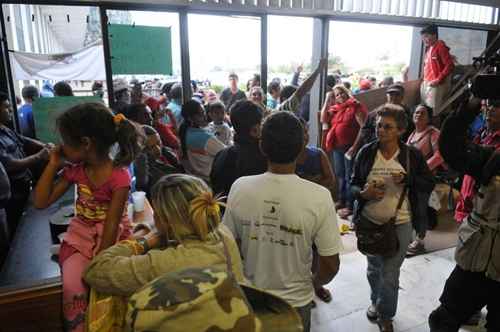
[136,237,150,253]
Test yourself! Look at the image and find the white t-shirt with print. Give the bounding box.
[361,150,411,225]
[223,172,343,307]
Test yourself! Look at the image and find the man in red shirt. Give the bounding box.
[420,25,454,117]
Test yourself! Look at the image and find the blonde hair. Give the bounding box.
[332,84,352,99]
[151,174,222,243]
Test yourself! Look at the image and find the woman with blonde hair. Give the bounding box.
[321,84,367,218]
[83,173,244,296]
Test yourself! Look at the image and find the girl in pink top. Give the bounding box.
[406,104,444,256]
[34,103,142,332]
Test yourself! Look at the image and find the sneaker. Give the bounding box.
[366,304,378,321]
[406,239,425,256]
[377,319,394,332]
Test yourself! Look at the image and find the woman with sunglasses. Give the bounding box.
[350,104,434,332]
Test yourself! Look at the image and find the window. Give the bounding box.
[329,21,412,89]
[107,10,182,99]
[188,14,261,94]
[267,15,314,88]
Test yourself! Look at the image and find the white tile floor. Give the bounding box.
[312,248,487,332]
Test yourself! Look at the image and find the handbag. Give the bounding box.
[356,148,410,258]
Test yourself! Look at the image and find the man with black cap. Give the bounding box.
[420,24,454,117]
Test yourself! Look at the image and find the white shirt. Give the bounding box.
[223,172,343,307]
[207,122,233,146]
[362,150,411,225]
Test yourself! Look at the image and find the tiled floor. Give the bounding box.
[312,248,487,332]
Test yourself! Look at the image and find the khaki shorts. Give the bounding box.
[420,75,452,116]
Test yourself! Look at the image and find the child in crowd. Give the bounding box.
[296,119,337,304]
[210,100,266,197]
[267,80,281,110]
[135,125,183,197]
[207,101,233,146]
[179,100,226,181]
[33,103,142,332]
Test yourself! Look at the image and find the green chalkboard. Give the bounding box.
[32,96,103,143]
[109,24,173,75]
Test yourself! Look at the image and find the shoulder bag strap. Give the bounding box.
[390,147,411,224]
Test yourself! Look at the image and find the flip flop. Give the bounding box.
[315,287,332,303]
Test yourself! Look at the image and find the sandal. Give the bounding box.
[314,286,332,303]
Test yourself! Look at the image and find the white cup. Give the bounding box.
[132,191,146,212]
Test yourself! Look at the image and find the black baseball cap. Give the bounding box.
[386,84,405,95]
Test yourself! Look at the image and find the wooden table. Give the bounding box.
[0,193,154,332]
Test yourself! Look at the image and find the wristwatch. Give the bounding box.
[136,237,150,253]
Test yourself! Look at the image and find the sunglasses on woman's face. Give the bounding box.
[377,123,397,130]
[252,92,262,96]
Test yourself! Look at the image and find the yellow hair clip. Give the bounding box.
[113,113,126,125]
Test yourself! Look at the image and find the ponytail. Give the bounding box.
[189,191,222,241]
[113,114,144,167]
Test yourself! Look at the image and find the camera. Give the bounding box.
[470,51,500,100]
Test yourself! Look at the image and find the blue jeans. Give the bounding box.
[366,222,413,320]
[331,149,353,207]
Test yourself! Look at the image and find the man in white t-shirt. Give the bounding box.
[223,112,343,332]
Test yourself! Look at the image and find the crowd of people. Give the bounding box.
[0,23,499,332]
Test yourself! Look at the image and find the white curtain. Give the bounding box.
[10,41,106,81]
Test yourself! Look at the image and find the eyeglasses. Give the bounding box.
[377,123,397,130]
[252,93,262,96]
